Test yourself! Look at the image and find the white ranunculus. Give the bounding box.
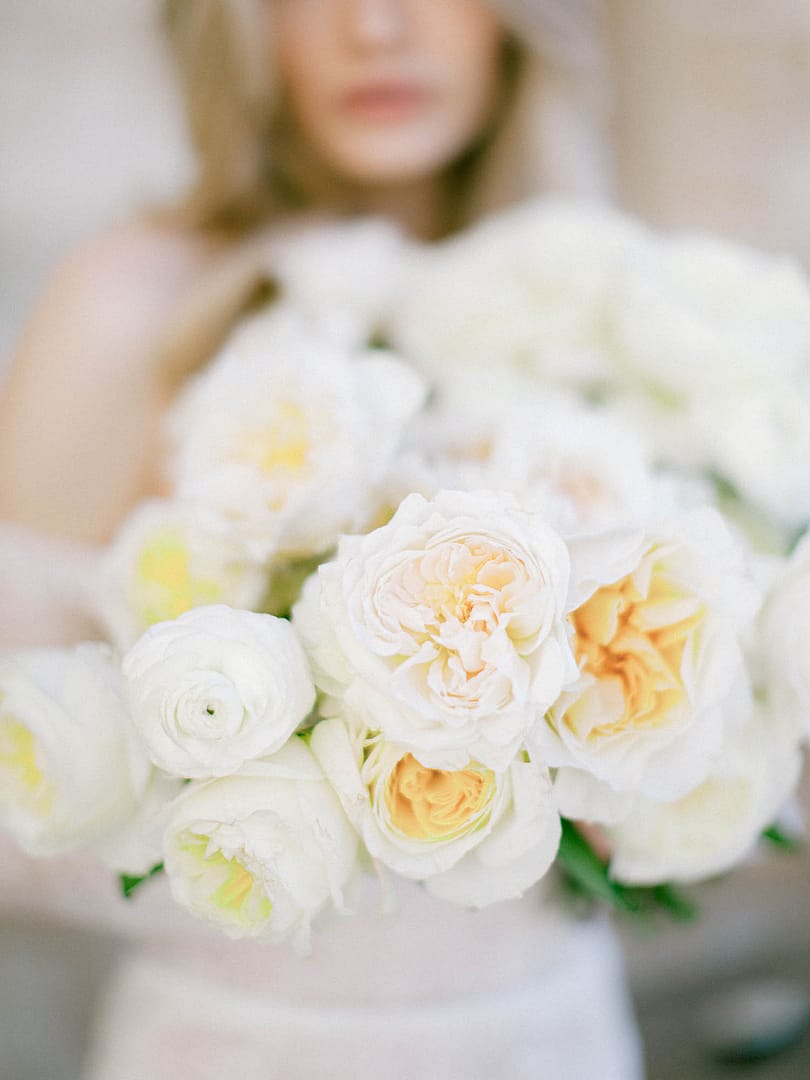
[96,498,269,651]
[167,309,426,560]
[310,718,560,907]
[162,738,359,952]
[689,378,810,530]
[536,509,760,814]
[123,605,315,778]
[606,702,804,884]
[267,218,411,348]
[757,530,810,739]
[0,643,150,856]
[613,233,810,399]
[294,490,579,771]
[389,198,646,389]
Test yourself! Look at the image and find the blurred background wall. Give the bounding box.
[0,0,191,362]
[1,2,809,1077]
[610,0,810,259]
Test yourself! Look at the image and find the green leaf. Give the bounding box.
[557,820,698,922]
[762,824,802,852]
[557,820,639,913]
[120,862,164,900]
[649,883,698,922]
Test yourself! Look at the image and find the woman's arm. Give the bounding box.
[0,221,216,543]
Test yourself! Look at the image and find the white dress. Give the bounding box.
[0,521,644,1080]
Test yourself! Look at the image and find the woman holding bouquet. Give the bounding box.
[0,2,643,1077]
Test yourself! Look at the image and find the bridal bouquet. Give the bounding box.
[2,203,808,954]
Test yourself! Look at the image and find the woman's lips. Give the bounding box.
[340,83,432,122]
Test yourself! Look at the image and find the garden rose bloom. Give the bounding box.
[97,498,268,651]
[123,605,315,778]
[311,718,560,906]
[757,530,810,738]
[537,510,760,814]
[613,233,810,398]
[0,643,149,855]
[416,379,654,535]
[690,378,810,530]
[268,218,411,349]
[294,490,579,770]
[606,702,803,884]
[167,309,425,560]
[390,198,645,389]
[162,739,359,953]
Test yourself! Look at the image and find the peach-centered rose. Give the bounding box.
[373,537,539,714]
[294,489,577,771]
[568,570,706,741]
[385,753,495,840]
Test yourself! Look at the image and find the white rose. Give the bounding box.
[162,738,359,953]
[294,490,579,770]
[537,509,760,814]
[613,233,810,399]
[690,378,810,530]
[757,531,810,738]
[389,198,645,389]
[0,643,149,856]
[267,218,411,349]
[123,605,315,778]
[606,703,803,884]
[419,381,653,534]
[311,717,560,908]
[167,309,426,560]
[96,498,269,651]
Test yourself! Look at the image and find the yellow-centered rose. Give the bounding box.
[163,739,359,953]
[568,571,706,741]
[97,499,267,651]
[536,510,759,817]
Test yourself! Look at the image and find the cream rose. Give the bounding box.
[416,379,654,535]
[389,198,645,389]
[310,718,560,907]
[294,490,579,770]
[757,531,810,739]
[606,702,803,884]
[613,233,810,399]
[97,498,269,651]
[167,309,426,560]
[537,509,760,814]
[267,218,411,349]
[0,643,150,856]
[689,378,810,531]
[123,605,315,778]
[162,738,359,952]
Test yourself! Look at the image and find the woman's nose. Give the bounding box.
[340,0,410,51]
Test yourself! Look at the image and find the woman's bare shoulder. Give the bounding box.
[0,218,224,541]
[28,218,223,351]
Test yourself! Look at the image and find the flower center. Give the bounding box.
[180,831,273,924]
[569,563,706,739]
[391,539,528,678]
[0,713,52,814]
[136,530,219,624]
[244,401,312,476]
[385,753,495,840]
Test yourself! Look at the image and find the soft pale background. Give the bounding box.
[1,2,809,1077]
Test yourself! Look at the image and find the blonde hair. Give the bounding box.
[158,0,612,379]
